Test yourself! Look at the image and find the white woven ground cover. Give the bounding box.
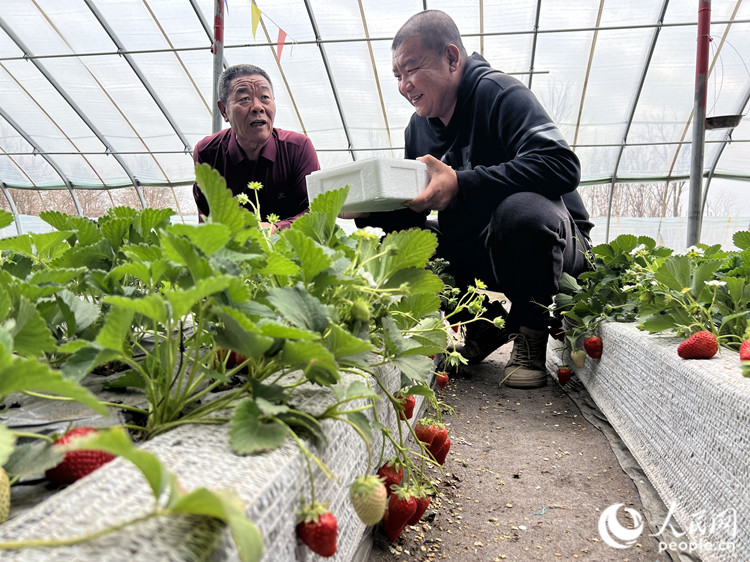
[0,363,418,561]
[547,321,748,562]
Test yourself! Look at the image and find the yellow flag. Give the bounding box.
[251,3,262,38]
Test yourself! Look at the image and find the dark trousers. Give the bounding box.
[431,192,591,331]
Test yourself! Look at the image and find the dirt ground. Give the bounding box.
[368,340,671,562]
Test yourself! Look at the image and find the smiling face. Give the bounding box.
[218,74,275,159]
[392,34,461,125]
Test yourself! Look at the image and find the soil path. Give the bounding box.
[368,342,670,562]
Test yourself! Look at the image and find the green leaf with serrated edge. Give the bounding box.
[195,163,250,235]
[160,230,202,270]
[692,260,722,298]
[325,323,374,358]
[105,206,138,220]
[108,261,151,284]
[30,231,73,260]
[638,314,677,333]
[281,229,332,282]
[102,370,146,389]
[392,354,433,383]
[167,275,233,319]
[380,229,437,276]
[289,211,331,244]
[214,310,275,360]
[104,294,168,325]
[230,399,288,454]
[343,380,380,402]
[0,424,16,466]
[122,243,162,263]
[66,427,173,500]
[29,267,86,287]
[99,216,131,250]
[255,318,316,340]
[12,298,56,356]
[51,239,112,270]
[391,294,442,326]
[277,411,326,442]
[0,354,105,414]
[167,223,232,257]
[255,397,289,416]
[266,283,330,334]
[0,235,33,256]
[65,215,103,246]
[38,209,70,231]
[654,256,692,291]
[167,488,264,562]
[0,209,12,229]
[558,272,582,293]
[61,344,119,382]
[96,305,135,353]
[255,252,300,276]
[384,268,444,296]
[136,208,174,236]
[57,289,100,334]
[4,439,63,479]
[343,411,373,443]
[733,230,750,250]
[281,339,338,374]
[309,185,349,231]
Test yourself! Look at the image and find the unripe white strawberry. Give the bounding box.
[349,475,387,525]
[1,467,10,523]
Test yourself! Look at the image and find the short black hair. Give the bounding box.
[392,10,467,58]
[218,64,273,103]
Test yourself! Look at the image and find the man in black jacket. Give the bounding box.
[357,10,593,388]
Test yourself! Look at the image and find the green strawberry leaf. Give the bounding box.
[167,488,263,562]
[0,209,13,230]
[3,439,62,479]
[281,229,332,282]
[10,297,57,356]
[230,399,288,454]
[68,427,175,502]
[267,284,330,334]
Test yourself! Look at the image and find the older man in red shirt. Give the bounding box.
[193,64,320,232]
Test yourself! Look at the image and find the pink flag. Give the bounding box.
[277,28,287,61]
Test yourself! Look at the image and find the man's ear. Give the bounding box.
[445,44,461,71]
[218,100,229,122]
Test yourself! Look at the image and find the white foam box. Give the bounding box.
[306,157,428,212]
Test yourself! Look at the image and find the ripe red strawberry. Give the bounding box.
[45,427,115,485]
[435,371,449,389]
[414,418,440,448]
[677,330,719,359]
[376,459,403,497]
[349,475,387,525]
[583,336,603,359]
[570,349,586,368]
[427,424,449,459]
[556,367,573,386]
[433,437,451,465]
[407,489,430,525]
[395,393,415,421]
[740,339,750,361]
[382,487,417,541]
[296,502,338,557]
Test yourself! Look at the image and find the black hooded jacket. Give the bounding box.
[360,53,593,240]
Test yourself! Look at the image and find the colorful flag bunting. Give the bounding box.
[277,29,287,61]
[251,2,262,38]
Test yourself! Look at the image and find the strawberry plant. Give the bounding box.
[554,232,750,359]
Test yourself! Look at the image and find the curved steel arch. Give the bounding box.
[0,106,82,217]
[0,16,147,208]
[605,0,670,242]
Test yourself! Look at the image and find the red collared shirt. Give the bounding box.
[192,127,320,230]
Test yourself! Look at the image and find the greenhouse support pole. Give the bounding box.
[211,0,225,134]
[688,0,711,247]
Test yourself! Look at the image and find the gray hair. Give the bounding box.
[392,10,467,58]
[218,64,273,103]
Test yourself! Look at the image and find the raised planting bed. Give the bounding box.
[0,362,430,561]
[547,321,748,562]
